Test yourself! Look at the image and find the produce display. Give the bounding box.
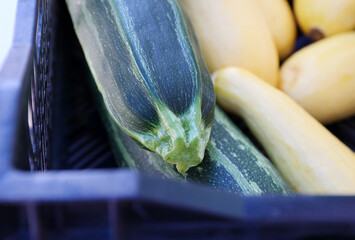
[66,0,355,195]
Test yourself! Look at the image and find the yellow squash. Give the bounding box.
[280,32,355,124]
[254,0,297,60]
[294,0,355,40]
[213,67,355,195]
[179,0,279,86]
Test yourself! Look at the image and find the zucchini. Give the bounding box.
[66,0,215,173]
[96,86,291,194]
[213,67,355,194]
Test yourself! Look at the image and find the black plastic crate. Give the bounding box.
[1,1,355,240]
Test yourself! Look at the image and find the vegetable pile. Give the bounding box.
[66,0,355,195]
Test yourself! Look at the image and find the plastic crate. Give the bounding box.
[1,1,355,239]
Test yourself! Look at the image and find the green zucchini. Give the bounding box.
[66,0,215,173]
[96,85,291,194]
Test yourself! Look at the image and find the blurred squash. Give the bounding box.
[254,0,297,60]
[180,0,279,86]
[280,32,355,124]
[294,0,355,40]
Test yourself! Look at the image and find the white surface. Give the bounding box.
[0,0,18,70]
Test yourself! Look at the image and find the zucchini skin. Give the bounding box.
[66,0,215,173]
